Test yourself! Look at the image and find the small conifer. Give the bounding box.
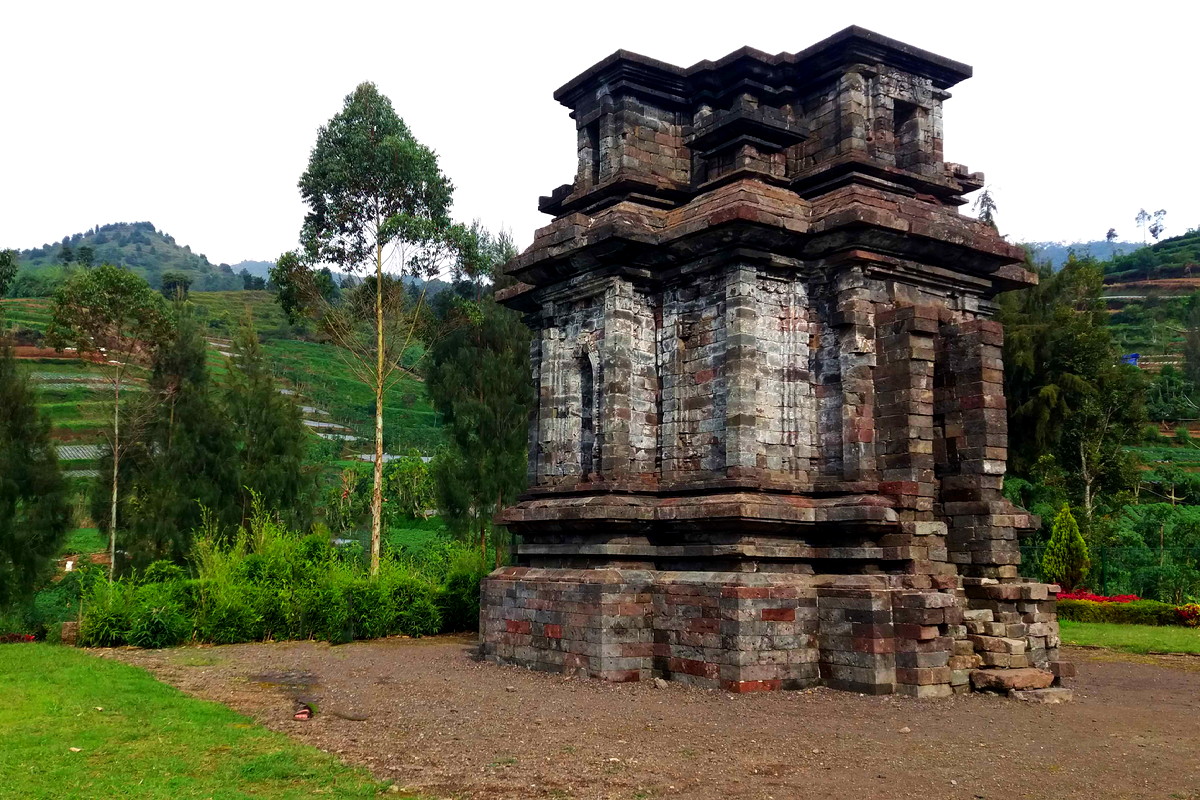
[1042,504,1090,591]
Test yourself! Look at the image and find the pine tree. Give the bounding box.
[0,337,71,609]
[114,304,241,567]
[427,299,532,564]
[222,318,315,526]
[1042,504,1090,591]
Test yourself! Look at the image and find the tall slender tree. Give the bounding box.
[1135,208,1151,244]
[288,81,472,574]
[46,265,171,577]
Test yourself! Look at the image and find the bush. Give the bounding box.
[386,570,442,637]
[1058,591,1141,603]
[1057,598,1180,626]
[1178,603,1200,627]
[141,560,186,584]
[79,580,135,647]
[346,575,397,640]
[127,583,191,648]
[78,509,480,648]
[438,553,487,633]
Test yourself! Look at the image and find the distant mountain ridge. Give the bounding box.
[233,260,275,280]
[1022,239,1142,269]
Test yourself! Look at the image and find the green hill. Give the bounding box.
[10,222,242,295]
[1105,228,1200,283]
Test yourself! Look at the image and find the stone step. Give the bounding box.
[1011,687,1074,704]
[969,667,1054,692]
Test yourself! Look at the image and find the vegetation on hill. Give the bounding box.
[9,221,243,295]
[1003,235,1200,605]
[1104,228,1200,283]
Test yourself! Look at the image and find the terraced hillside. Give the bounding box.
[1103,229,1200,371]
[1,292,443,482]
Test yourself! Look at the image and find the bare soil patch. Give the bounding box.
[103,638,1200,800]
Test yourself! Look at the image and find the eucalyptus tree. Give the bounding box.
[46,264,171,577]
[286,81,474,574]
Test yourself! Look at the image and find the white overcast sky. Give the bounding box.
[2,0,1197,266]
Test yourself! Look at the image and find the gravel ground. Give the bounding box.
[104,637,1200,800]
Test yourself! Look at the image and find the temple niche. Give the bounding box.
[483,26,1071,697]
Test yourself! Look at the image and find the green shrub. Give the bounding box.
[309,565,355,644]
[141,560,186,584]
[78,509,470,648]
[385,569,442,637]
[346,576,396,640]
[127,583,191,648]
[1057,598,1180,626]
[79,580,135,647]
[438,554,486,632]
[195,585,262,644]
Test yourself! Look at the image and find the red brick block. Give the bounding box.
[544,623,562,639]
[505,619,532,634]
[722,586,771,599]
[761,607,796,622]
[895,623,940,640]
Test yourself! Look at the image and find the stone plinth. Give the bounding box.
[485,26,1066,695]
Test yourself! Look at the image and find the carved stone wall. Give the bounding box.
[485,26,1069,696]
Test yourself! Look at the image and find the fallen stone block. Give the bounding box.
[1049,660,1076,679]
[970,667,1054,692]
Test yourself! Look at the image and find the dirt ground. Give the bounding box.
[104,637,1200,800]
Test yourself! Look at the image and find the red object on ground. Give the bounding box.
[0,634,36,644]
[1058,591,1141,603]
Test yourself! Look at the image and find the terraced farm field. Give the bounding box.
[2,292,443,466]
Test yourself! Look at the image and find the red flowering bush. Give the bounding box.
[0,633,36,644]
[1058,591,1141,603]
[1178,604,1200,628]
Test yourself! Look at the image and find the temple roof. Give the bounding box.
[555,26,973,109]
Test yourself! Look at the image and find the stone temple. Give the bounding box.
[485,26,1070,696]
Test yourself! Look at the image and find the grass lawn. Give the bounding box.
[0,644,407,798]
[1059,620,1200,655]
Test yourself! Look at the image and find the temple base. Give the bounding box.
[480,567,1064,695]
